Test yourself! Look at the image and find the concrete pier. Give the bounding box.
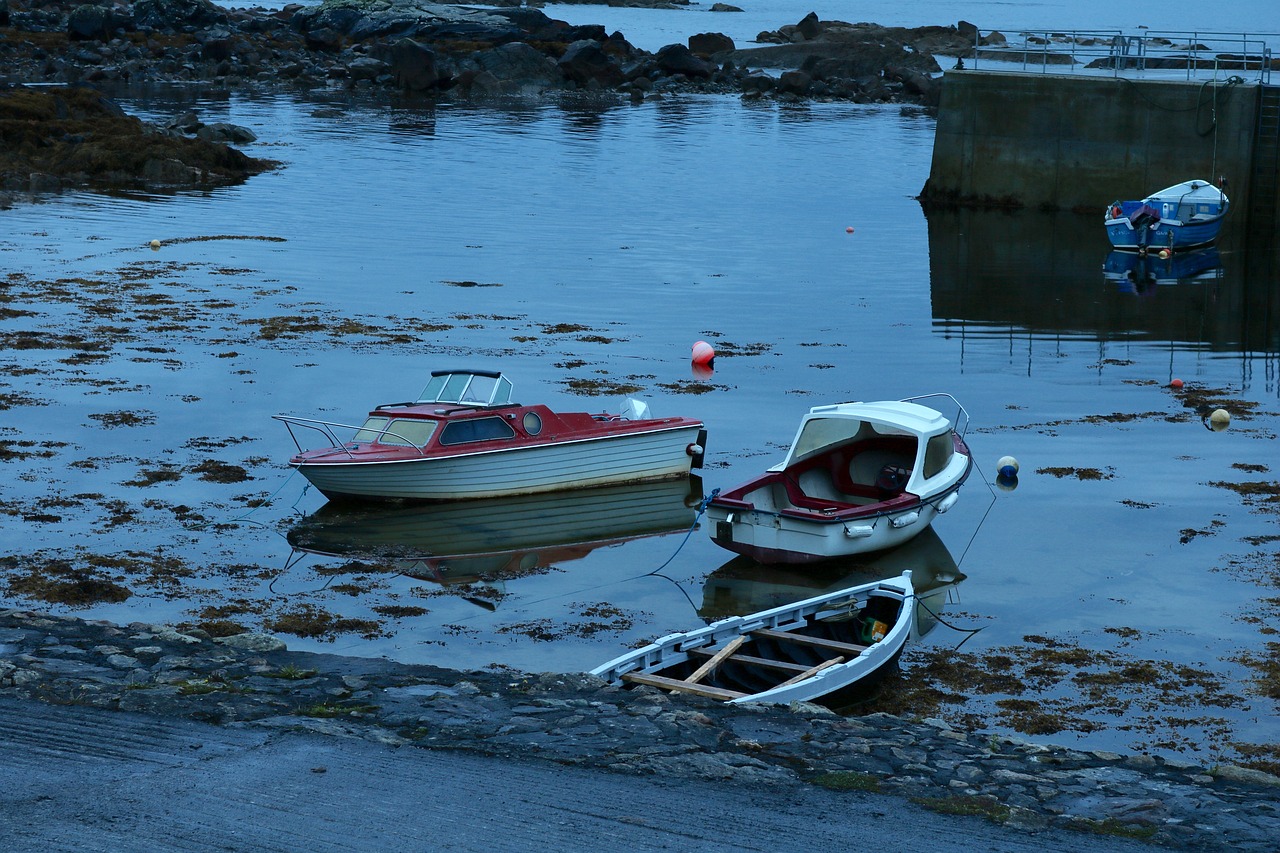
[922,71,1275,230]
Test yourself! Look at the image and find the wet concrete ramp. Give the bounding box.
[0,697,1143,852]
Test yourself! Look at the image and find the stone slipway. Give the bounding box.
[2,609,1278,850]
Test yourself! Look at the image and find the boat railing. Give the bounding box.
[962,28,1275,84]
[272,414,430,458]
[901,393,970,438]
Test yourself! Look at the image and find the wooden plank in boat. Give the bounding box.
[686,648,811,674]
[750,628,869,656]
[775,656,844,688]
[685,635,746,684]
[622,672,749,700]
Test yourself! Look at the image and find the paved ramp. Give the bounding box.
[0,697,1143,852]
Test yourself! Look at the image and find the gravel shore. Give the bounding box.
[3,608,1278,849]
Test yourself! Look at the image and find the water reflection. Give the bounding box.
[1102,247,1224,295]
[700,526,965,642]
[285,476,700,593]
[927,207,1280,355]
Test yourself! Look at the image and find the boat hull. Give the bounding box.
[591,573,914,707]
[1104,216,1224,251]
[704,488,957,564]
[292,423,705,502]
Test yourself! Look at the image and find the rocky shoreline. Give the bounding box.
[1,0,963,105]
[3,608,1277,850]
[0,0,986,201]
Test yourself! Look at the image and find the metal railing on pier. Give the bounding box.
[962,29,1275,84]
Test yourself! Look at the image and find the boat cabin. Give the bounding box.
[771,401,960,504]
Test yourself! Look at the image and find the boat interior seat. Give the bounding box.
[836,437,917,497]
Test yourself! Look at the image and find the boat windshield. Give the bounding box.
[416,371,513,407]
[354,417,438,447]
[791,418,908,463]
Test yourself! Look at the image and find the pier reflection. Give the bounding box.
[700,527,965,643]
[926,207,1280,357]
[285,477,699,594]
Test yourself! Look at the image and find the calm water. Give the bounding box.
[2,50,1279,759]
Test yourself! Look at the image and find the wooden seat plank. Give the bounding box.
[750,627,869,656]
[622,672,748,701]
[685,648,810,675]
[775,656,844,688]
[685,635,746,684]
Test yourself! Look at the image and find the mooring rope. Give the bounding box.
[915,594,986,650]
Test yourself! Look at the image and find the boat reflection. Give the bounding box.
[699,526,964,642]
[1102,247,1223,295]
[926,206,1280,356]
[286,476,701,589]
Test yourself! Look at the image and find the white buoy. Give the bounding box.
[997,455,1019,478]
[1209,409,1230,431]
[149,239,161,250]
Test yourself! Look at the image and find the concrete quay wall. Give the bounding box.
[923,71,1260,216]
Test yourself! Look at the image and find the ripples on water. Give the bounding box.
[3,88,1280,757]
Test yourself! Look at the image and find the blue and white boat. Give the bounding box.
[1104,179,1229,253]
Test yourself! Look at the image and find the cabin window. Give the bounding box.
[439,416,517,446]
[522,411,543,436]
[353,416,390,442]
[357,417,438,447]
[923,433,954,478]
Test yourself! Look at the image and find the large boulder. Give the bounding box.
[473,42,561,92]
[557,39,624,87]
[688,31,734,58]
[388,38,439,90]
[67,4,116,40]
[654,43,715,79]
[133,0,228,30]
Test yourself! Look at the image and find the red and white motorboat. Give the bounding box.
[274,369,707,502]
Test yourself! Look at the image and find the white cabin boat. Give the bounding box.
[704,395,971,564]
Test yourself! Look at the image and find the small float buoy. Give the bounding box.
[1158,248,1170,259]
[1170,378,1184,389]
[1209,409,1231,431]
[997,455,1020,478]
[845,226,855,234]
[149,239,161,250]
[691,340,715,365]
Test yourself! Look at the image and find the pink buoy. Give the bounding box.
[691,340,715,365]
[845,226,855,233]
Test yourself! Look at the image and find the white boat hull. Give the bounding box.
[705,498,948,565]
[293,423,705,501]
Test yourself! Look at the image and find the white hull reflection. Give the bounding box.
[700,526,965,643]
[286,476,701,586]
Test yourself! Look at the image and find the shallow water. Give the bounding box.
[2,86,1279,759]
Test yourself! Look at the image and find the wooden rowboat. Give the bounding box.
[590,571,914,706]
